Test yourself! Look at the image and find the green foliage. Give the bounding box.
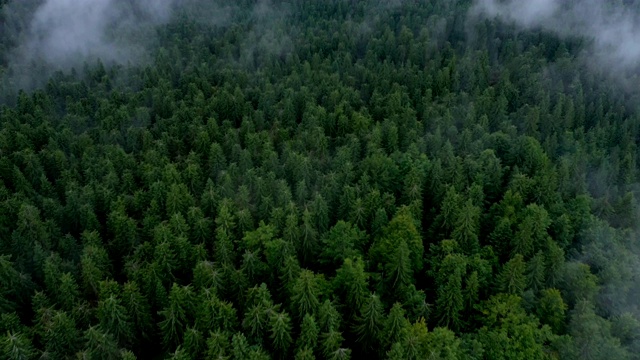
[560,301,631,360]
[181,327,205,359]
[83,326,121,360]
[158,284,196,350]
[478,295,556,360]
[537,288,567,334]
[97,295,133,346]
[353,293,385,352]
[396,319,463,360]
[121,281,152,343]
[452,199,481,254]
[0,256,27,314]
[560,262,599,306]
[291,270,321,319]
[295,347,316,360]
[296,314,319,353]
[320,329,344,359]
[80,232,111,297]
[370,207,423,274]
[1,0,639,358]
[383,303,410,349]
[269,311,293,355]
[497,254,527,296]
[319,221,365,268]
[435,252,466,331]
[1,331,35,360]
[43,310,80,359]
[332,257,369,318]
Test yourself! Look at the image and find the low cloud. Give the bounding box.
[15,0,177,68]
[471,0,640,70]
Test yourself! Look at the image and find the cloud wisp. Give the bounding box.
[16,0,176,68]
[471,0,640,70]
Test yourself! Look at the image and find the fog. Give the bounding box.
[0,0,289,92]
[471,0,640,70]
[472,0,640,350]
[12,0,177,68]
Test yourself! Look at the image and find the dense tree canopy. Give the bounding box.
[1,0,640,359]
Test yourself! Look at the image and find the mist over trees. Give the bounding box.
[1,0,640,359]
[473,0,640,72]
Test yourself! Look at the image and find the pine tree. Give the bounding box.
[353,293,385,353]
[279,255,301,298]
[451,199,481,254]
[320,329,344,360]
[369,207,423,275]
[299,208,319,264]
[318,300,342,333]
[435,253,466,331]
[497,254,527,296]
[231,332,251,359]
[383,240,413,297]
[2,331,35,360]
[295,347,316,360]
[241,250,267,285]
[205,330,228,359]
[192,261,223,291]
[386,342,405,360]
[269,311,293,356]
[537,288,567,334]
[97,295,133,346]
[329,347,352,360]
[383,303,409,350]
[464,270,480,315]
[526,251,546,294]
[311,194,329,235]
[83,326,120,360]
[242,302,270,345]
[296,314,319,353]
[512,204,550,258]
[122,281,152,343]
[182,326,204,359]
[333,257,369,319]
[120,350,138,360]
[291,270,321,319]
[167,346,191,360]
[545,239,565,287]
[320,221,365,268]
[158,284,195,349]
[80,231,111,297]
[43,310,79,358]
[440,186,462,232]
[0,256,26,314]
[478,294,555,360]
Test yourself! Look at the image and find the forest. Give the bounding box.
[1,0,640,359]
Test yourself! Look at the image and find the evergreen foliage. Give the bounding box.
[0,0,639,358]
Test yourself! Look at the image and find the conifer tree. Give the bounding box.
[333,257,369,319]
[158,284,196,349]
[296,314,319,353]
[1,331,35,360]
[97,295,133,346]
[537,288,567,334]
[269,311,293,356]
[383,303,409,350]
[354,293,385,353]
[83,326,121,360]
[291,270,321,319]
[497,254,527,296]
